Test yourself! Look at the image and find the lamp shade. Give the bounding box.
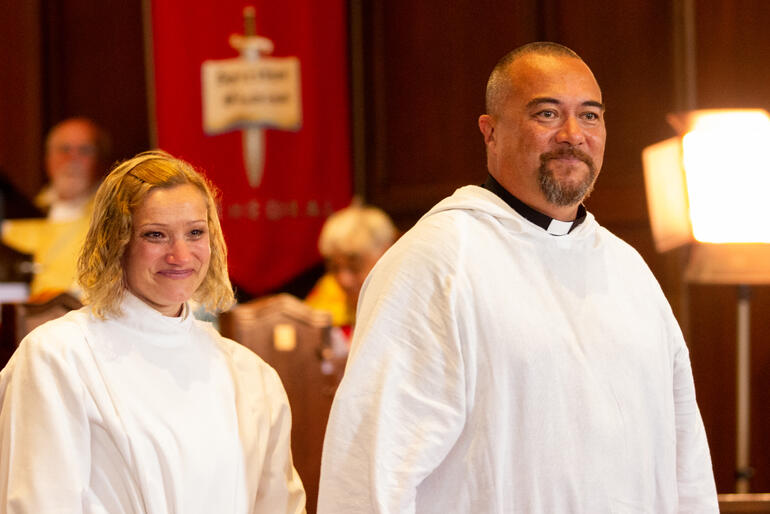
[642,108,770,284]
[681,109,770,243]
[642,137,692,252]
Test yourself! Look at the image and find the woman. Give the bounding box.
[0,150,306,513]
[306,204,397,351]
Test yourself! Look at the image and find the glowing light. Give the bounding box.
[682,110,770,243]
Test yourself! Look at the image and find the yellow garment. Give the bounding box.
[2,203,92,298]
[305,273,353,327]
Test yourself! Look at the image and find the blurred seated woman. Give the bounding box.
[0,150,305,513]
[306,204,396,348]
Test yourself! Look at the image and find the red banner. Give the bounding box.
[150,1,351,295]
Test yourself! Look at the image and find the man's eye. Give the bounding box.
[583,112,600,121]
[537,110,556,119]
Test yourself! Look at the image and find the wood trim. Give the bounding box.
[141,0,158,149]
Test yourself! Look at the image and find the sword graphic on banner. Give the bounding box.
[201,6,302,188]
[229,7,272,188]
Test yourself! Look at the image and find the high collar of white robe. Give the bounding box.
[102,291,194,347]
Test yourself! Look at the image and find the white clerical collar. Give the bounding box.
[546,218,574,236]
[48,197,90,221]
[482,174,586,236]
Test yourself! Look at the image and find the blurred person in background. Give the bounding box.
[1,117,111,300]
[306,204,397,349]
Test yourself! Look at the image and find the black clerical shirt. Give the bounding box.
[482,174,586,236]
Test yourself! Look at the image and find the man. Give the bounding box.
[317,42,718,513]
[2,117,110,299]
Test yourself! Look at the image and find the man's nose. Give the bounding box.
[556,116,585,145]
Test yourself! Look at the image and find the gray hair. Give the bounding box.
[319,205,397,257]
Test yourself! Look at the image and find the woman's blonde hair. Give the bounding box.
[77,150,235,318]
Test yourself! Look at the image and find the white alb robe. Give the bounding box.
[0,292,305,513]
[318,186,717,513]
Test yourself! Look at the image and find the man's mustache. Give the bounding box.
[540,147,595,170]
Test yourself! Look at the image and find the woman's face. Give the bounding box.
[124,183,211,316]
[327,248,386,313]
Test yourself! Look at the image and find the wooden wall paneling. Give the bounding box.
[0,1,46,199]
[691,0,770,493]
[688,285,770,495]
[689,284,742,490]
[695,0,770,110]
[0,1,150,206]
[751,286,770,492]
[349,0,368,199]
[42,0,150,166]
[358,0,540,228]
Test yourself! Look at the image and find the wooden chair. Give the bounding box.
[0,242,34,283]
[219,293,345,514]
[719,493,770,513]
[0,292,82,368]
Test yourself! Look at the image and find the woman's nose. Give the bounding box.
[166,239,192,264]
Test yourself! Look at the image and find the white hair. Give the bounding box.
[318,205,397,257]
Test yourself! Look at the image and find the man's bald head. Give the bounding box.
[485,42,583,117]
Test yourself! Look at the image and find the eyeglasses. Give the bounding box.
[49,143,97,158]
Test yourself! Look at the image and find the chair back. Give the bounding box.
[719,493,770,513]
[219,293,344,514]
[0,292,83,368]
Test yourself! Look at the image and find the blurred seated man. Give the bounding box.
[1,117,110,300]
[306,204,397,346]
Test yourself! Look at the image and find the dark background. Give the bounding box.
[2,0,769,493]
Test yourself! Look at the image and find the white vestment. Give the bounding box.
[0,292,305,514]
[318,186,717,513]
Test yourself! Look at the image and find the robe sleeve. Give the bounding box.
[251,366,306,514]
[318,235,467,514]
[671,333,719,512]
[0,331,92,512]
[1,218,45,255]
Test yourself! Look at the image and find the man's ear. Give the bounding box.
[478,114,495,148]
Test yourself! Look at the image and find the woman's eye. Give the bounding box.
[143,231,164,239]
[190,229,206,238]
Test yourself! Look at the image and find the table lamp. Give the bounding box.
[642,108,770,493]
